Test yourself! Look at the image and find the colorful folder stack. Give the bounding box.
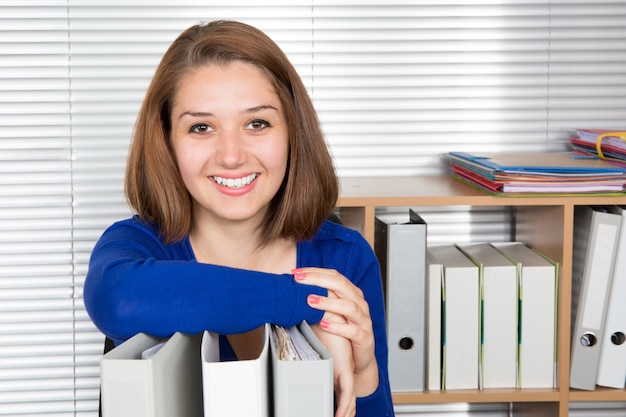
[570,129,626,167]
[448,151,626,195]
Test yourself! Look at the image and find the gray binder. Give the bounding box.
[375,209,427,392]
[597,206,626,388]
[100,332,203,417]
[270,321,333,417]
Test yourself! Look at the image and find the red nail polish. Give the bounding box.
[293,270,307,280]
[308,294,320,304]
[320,319,330,329]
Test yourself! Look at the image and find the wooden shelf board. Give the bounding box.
[392,388,560,404]
[338,176,626,207]
[569,387,626,402]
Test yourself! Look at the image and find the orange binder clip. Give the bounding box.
[596,131,626,160]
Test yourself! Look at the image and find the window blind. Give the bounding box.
[314,1,626,176]
[0,2,77,415]
[1,1,626,416]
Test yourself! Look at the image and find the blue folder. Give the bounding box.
[448,152,626,175]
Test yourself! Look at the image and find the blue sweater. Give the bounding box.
[84,216,394,416]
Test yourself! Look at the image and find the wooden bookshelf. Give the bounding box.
[335,176,626,417]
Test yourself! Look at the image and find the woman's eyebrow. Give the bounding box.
[177,105,279,120]
[244,104,279,114]
[178,111,213,120]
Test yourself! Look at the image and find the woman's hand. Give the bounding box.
[310,316,356,417]
[294,267,380,398]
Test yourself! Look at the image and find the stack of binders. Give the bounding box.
[100,321,333,416]
[427,242,558,391]
[596,206,626,389]
[374,209,559,392]
[570,205,626,391]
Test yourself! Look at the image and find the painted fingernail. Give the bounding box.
[320,319,330,329]
[308,294,320,304]
[292,269,307,280]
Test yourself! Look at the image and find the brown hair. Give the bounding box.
[125,20,338,243]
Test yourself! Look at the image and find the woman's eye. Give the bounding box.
[248,119,270,130]
[190,123,211,134]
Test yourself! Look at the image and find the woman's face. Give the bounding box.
[170,61,289,229]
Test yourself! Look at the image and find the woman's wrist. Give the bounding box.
[354,359,379,398]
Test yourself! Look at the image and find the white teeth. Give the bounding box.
[213,174,257,188]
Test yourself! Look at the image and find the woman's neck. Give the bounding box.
[189,220,296,274]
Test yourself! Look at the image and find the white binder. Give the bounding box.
[426,250,443,391]
[570,206,621,390]
[493,242,558,388]
[458,242,517,389]
[374,209,427,392]
[270,321,333,417]
[100,332,203,417]
[596,206,626,388]
[202,324,270,417]
[429,244,479,390]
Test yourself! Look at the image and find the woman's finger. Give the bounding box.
[293,267,363,300]
[295,268,369,319]
[307,291,370,330]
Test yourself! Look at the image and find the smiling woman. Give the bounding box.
[83,20,395,417]
[124,21,338,245]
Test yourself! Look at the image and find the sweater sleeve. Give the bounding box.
[355,382,394,417]
[83,219,325,344]
[349,235,395,417]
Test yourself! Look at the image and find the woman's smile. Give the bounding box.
[211,173,258,189]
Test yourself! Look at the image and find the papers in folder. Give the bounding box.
[270,324,321,361]
[570,128,626,166]
[269,322,333,417]
[448,151,626,195]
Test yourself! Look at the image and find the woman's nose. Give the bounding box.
[215,129,246,167]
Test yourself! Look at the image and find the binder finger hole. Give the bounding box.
[398,336,414,351]
[580,332,597,347]
[611,332,625,346]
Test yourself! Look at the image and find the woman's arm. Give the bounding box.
[84,219,325,343]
